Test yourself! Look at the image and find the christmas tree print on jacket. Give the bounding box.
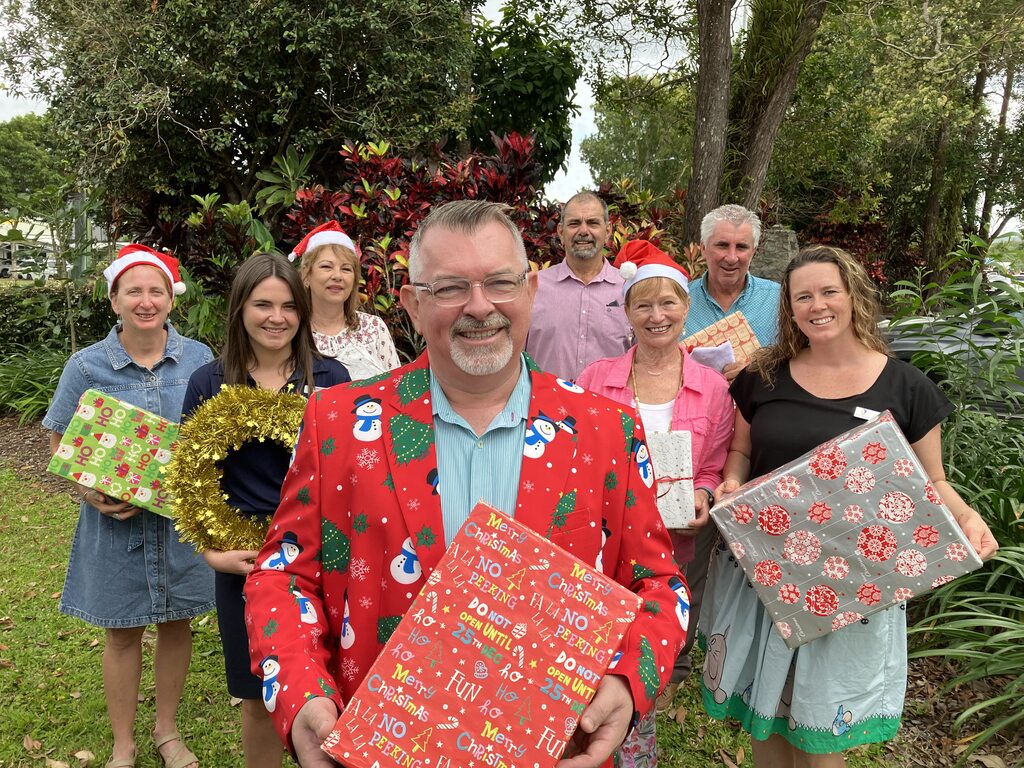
[243,353,688,754]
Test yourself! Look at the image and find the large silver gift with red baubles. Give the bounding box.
[710,410,982,648]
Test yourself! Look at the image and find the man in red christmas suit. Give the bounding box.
[245,200,689,767]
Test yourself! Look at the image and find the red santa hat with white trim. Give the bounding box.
[289,221,359,262]
[613,239,690,298]
[103,244,186,297]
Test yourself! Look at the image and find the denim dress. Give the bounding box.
[42,324,216,628]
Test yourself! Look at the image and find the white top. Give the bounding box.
[637,399,675,434]
[312,311,401,381]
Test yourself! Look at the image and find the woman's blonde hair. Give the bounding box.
[300,243,362,331]
[748,245,888,385]
[624,275,690,309]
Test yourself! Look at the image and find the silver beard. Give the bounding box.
[449,314,514,375]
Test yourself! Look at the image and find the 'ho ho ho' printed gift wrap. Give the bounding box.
[322,501,644,768]
[709,411,982,649]
[47,388,178,517]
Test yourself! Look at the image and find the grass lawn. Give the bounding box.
[0,465,899,768]
[0,467,246,767]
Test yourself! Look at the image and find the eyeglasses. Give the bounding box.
[411,272,529,307]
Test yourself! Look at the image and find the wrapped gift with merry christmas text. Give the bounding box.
[682,310,760,367]
[710,411,982,649]
[647,431,695,528]
[322,502,642,768]
[46,389,178,517]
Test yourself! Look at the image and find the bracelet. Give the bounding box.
[699,488,714,506]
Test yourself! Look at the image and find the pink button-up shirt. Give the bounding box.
[577,345,734,563]
[526,259,632,380]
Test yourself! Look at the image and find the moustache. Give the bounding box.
[451,314,511,335]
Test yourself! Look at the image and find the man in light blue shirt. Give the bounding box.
[683,204,781,381]
[662,204,782,714]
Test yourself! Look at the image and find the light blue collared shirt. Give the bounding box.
[683,273,782,345]
[431,357,531,545]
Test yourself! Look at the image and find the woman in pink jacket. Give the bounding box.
[577,240,734,768]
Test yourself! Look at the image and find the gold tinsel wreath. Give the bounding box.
[166,385,307,552]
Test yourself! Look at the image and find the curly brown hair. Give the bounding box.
[748,245,889,386]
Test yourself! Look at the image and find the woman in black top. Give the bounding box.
[701,246,997,767]
[182,253,348,768]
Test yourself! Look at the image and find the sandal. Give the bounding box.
[104,751,136,768]
[153,731,198,768]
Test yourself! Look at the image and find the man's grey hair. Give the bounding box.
[408,200,528,283]
[560,191,609,223]
[700,204,762,248]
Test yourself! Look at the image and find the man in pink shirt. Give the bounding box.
[526,191,632,380]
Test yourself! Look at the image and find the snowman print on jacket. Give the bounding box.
[351,395,383,442]
[290,578,318,625]
[555,378,585,394]
[261,531,303,571]
[340,590,356,649]
[260,655,281,712]
[390,537,422,584]
[523,412,577,459]
[632,438,655,488]
[668,574,691,631]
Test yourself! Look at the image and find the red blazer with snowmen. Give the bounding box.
[245,353,689,753]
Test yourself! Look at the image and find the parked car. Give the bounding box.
[880,287,1024,414]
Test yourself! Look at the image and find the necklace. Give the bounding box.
[633,350,674,377]
[630,351,684,404]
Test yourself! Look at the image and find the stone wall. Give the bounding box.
[755,225,799,282]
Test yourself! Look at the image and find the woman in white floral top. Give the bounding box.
[290,222,401,381]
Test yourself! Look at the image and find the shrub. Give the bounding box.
[891,243,1024,762]
[0,344,68,422]
[0,281,111,359]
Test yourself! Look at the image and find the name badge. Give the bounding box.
[854,406,880,421]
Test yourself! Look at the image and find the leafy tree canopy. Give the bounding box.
[581,75,694,196]
[0,0,475,219]
[470,8,582,185]
[0,113,64,211]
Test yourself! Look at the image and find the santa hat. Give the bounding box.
[103,244,186,297]
[613,240,689,297]
[289,222,358,262]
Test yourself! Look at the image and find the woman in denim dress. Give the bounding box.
[43,245,214,768]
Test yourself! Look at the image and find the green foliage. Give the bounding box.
[254,146,313,218]
[581,76,694,196]
[0,0,474,221]
[892,245,1024,761]
[0,113,64,210]
[470,9,581,184]
[887,248,1024,420]
[909,548,1024,765]
[0,344,67,422]
[0,281,110,360]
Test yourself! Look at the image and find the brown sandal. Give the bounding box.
[153,731,198,768]
[104,751,136,768]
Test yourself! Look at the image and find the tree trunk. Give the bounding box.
[980,65,1015,242]
[921,122,950,276]
[456,2,475,159]
[682,0,734,246]
[734,0,828,210]
[960,57,989,236]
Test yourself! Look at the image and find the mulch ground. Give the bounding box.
[2,413,1020,767]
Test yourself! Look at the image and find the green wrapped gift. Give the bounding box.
[47,388,179,517]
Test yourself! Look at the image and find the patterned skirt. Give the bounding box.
[697,540,906,754]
